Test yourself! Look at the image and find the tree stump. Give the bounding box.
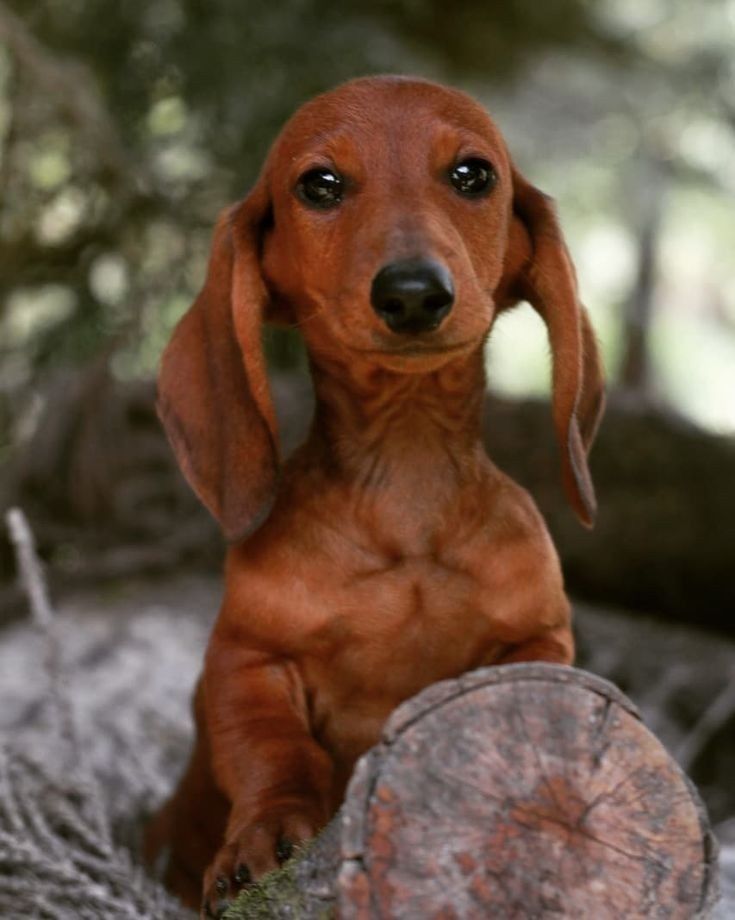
[226,664,719,918]
[337,664,718,919]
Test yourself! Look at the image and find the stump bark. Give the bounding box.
[225,664,719,919]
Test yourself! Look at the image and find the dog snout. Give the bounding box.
[370,259,454,334]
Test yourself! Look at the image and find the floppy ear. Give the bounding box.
[157,180,278,542]
[496,167,605,527]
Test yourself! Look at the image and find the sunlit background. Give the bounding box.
[487,0,735,433]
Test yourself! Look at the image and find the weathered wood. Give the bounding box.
[338,664,718,918]
[226,664,718,919]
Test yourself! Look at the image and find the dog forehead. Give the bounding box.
[270,76,507,161]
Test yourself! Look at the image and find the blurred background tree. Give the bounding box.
[0,0,733,625]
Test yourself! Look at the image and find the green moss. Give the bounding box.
[221,864,298,919]
[222,839,333,920]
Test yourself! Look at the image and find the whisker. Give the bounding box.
[291,306,326,328]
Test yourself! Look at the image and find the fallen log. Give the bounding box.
[225,663,719,919]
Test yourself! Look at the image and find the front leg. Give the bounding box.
[201,629,333,918]
[496,621,575,665]
[488,526,575,668]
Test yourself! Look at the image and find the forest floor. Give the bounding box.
[0,571,733,916]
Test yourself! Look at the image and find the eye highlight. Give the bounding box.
[449,158,497,197]
[296,168,344,209]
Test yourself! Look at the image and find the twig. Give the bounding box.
[5,507,54,629]
[4,507,79,767]
[676,670,735,772]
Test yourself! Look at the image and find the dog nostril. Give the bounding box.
[370,259,454,334]
[383,298,405,316]
[424,291,453,314]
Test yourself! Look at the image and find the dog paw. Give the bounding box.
[200,806,321,918]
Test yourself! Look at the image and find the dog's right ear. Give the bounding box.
[157,180,278,542]
[495,168,605,528]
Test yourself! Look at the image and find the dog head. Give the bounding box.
[158,76,604,540]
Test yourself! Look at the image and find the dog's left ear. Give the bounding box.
[496,167,605,527]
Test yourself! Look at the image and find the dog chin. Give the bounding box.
[367,342,475,374]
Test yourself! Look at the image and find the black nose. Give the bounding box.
[370,259,454,334]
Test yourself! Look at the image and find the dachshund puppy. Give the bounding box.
[146,75,604,916]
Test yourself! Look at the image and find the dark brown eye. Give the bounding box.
[449,158,497,197]
[296,168,344,208]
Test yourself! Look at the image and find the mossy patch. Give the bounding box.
[222,837,334,919]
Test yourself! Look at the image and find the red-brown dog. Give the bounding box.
[147,75,604,916]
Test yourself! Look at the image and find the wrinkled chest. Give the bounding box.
[309,555,495,674]
[296,555,506,766]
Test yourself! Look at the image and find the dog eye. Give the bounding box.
[296,168,344,209]
[449,158,497,197]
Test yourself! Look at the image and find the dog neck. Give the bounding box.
[305,345,488,493]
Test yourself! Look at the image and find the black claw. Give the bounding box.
[234,862,252,886]
[215,876,229,896]
[214,899,231,919]
[276,837,294,864]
